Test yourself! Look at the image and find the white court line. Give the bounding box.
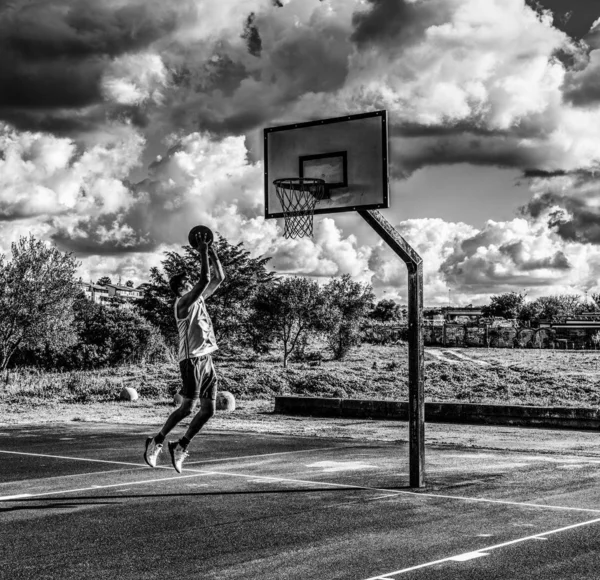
[2,450,600,515]
[199,470,600,515]
[0,449,144,468]
[185,445,348,466]
[0,472,211,502]
[361,516,600,579]
[0,467,146,488]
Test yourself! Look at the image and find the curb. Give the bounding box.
[274,396,600,431]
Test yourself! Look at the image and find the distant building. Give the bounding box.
[443,306,485,323]
[104,283,144,301]
[78,282,110,304]
[78,281,145,306]
[538,312,600,331]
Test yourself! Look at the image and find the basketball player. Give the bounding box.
[144,230,224,472]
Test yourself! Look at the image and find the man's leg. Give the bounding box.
[181,398,216,445]
[144,398,196,468]
[157,398,197,441]
[169,398,215,473]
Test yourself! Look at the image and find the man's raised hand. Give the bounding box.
[195,231,211,252]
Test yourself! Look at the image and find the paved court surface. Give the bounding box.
[2,423,600,579]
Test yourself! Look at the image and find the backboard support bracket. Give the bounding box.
[358,209,425,488]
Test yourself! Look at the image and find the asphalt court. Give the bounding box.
[2,424,600,579]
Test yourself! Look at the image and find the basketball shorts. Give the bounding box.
[179,355,217,400]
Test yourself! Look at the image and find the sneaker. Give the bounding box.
[168,441,189,473]
[144,437,163,468]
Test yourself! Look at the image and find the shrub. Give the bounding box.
[14,298,169,370]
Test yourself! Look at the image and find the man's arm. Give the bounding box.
[203,246,225,299]
[177,238,211,319]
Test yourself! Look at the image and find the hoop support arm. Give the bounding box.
[358,209,425,488]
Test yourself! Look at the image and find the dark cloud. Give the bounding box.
[440,252,560,292]
[351,0,443,49]
[171,55,249,98]
[51,231,155,256]
[563,56,600,106]
[527,0,600,40]
[565,79,600,106]
[500,241,571,270]
[242,13,262,57]
[522,190,600,244]
[523,169,568,178]
[391,133,543,179]
[165,21,351,136]
[269,33,350,97]
[0,0,184,132]
[3,1,179,60]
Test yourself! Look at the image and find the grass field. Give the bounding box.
[2,344,600,409]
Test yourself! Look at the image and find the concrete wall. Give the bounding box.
[274,396,600,430]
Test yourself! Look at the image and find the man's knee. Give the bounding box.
[179,399,196,417]
[200,400,216,419]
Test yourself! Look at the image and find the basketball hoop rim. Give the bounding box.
[273,177,325,185]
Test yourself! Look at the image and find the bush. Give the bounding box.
[361,321,408,345]
[328,320,361,360]
[14,298,169,370]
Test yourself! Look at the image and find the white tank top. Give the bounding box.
[175,296,218,361]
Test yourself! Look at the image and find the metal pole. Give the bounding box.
[358,209,425,488]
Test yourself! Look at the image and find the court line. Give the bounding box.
[185,445,349,465]
[0,472,211,501]
[0,445,348,469]
[2,449,600,515]
[0,467,146,487]
[361,516,600,579]
[202,470,600,515]
[0,449,144,468]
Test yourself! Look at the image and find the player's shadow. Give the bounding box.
[1,486,413,512]
[0,500,119,513]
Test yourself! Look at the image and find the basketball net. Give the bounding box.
[273,178,325,239]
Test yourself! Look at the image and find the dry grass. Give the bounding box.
[2,344,600,408]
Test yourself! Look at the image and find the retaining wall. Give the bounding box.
[274,396,600,430]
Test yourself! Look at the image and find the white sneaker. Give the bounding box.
[144,437,163,468]
[168,441,189,473]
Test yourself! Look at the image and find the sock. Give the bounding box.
[179,436,191,450]
[154,433,165,445]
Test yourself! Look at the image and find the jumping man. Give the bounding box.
[144,230,225,472]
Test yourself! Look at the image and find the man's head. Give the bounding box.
[169,272,189,296]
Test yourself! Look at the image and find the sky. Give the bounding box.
[1,0,600,307]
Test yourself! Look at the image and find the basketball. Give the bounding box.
[119,387,139,402]
[188,225,214,248]
[216,391,236,411]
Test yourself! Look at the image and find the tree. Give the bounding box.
[0,236,80,371]
[136,235,275,350]
[369,298,401,322]
[250,277,327,367]
[97,276,112,286]
[321,274,375,359]
[589,293,600,312]
[125,280,134,288]
[520,294,585,324]
[482,292,526,320]
[72,298,167,367]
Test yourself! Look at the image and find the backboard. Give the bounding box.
[264,110,389,218]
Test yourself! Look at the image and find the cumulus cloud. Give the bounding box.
[0,0,188,132]
[3,0,600,299]
[521,171,600,245]
[0,122,144,222]
[368,214,600,304]
[102,54,168,106]
[269,217,372,279]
